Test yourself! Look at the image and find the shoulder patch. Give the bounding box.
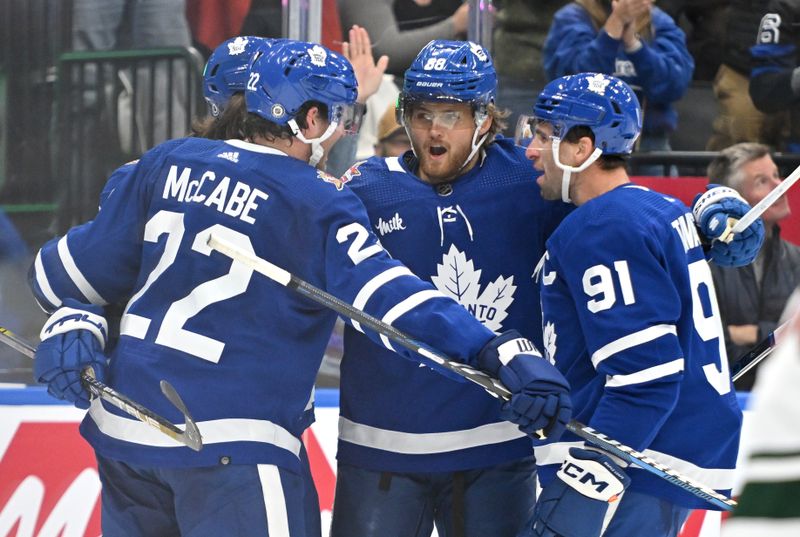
[342,160,366,183]
[317,169,349,191]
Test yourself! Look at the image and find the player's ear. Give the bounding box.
[477,112,493,136]
[303,106,325,136]
[576,135,594,157]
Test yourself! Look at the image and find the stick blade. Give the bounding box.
[160,380,203,452]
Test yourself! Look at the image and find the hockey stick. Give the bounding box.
[731,320,791,382]
[719,163,800,242]
[207,234,737,511]
[0,326,203,452]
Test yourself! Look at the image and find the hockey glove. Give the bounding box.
[477,330,571,441]
[525,447,630,537]
[692,184,765,267]
[35,299,109,409]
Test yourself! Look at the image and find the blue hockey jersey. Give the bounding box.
[535,184,742,509]
[30,137,499,471]
[337,138,573,472]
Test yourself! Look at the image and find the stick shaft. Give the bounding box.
[208,234,736,510]
[731,320,790,382]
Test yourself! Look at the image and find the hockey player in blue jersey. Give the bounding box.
[519,73,754,537]
[329,40,573,537]
[28,39,572,537]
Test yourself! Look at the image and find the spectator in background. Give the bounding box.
[493,0,567,128]
[750,0,800,153]
[71,0,193,144]
[543,0,694,160]
[658,0,728,82]
[374,103,412,157]
[706,0,784,151]
[707,143,800,390]
[338,0,468,76]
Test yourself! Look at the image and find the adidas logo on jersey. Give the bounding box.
[217,151,240,163]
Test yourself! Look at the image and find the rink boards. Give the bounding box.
[0,387,749,537]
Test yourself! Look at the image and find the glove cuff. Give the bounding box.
[40,306,108,350]
[692,186,745,223]
[559,448,628,502]
[478,330,541,374]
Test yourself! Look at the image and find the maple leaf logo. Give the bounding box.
[431,244,516,333]
[543,321,557,364]
[227,36,248,55]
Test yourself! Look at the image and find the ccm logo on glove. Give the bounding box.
[557,456,627,502]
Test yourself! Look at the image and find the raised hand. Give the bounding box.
[342,25,389,104]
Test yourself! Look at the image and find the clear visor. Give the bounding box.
[333,103,366,136]
[404,107,475,131]
[513,115,562,148]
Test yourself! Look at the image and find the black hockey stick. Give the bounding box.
[0,326,203,452]
[730,321,790,383]
[208,234,737,511]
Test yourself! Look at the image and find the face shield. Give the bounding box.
[333,102,367,136]
[405,107,477,131]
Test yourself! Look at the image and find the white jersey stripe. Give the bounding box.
[385,156,404,172]
[88,399,302,456]
[339,416,527,454]
[57,235,107,305]
[351,266,414,333]
[258,465,291,537]
[591,324,677,368]
[606,358,685,387]
[379,289,448,351]
[534,440,737,489]
[34,250,62,309]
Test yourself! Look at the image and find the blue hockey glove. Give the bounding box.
[692,184,765,267]
[35,299,109,409]
[477,330,572,441]
[525,447,631,537]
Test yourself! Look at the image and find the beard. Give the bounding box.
[414,139,475,184]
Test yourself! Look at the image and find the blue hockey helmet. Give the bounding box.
[533,73,641,155]
[398,39,496,122]
[203,36,274,117]
[245,39,358,127]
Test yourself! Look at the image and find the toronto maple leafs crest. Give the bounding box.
[431,244,516,333]
[586,73,611,95]
[227,36,249,55]
[308,45,327,67]
[543,321,557,364]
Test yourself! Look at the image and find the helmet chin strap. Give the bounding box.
[458,113,490,172]
[289,119,339,167]
[551,138,603,203]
